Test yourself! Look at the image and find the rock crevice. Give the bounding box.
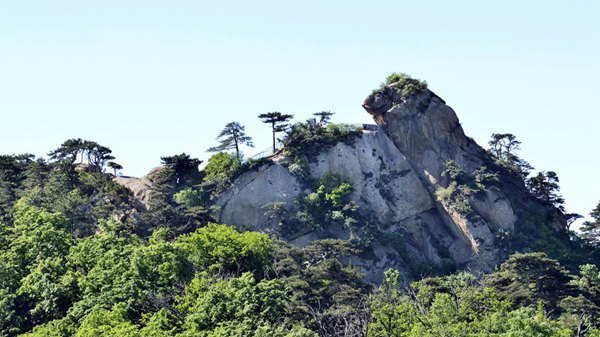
[212,85,556,282]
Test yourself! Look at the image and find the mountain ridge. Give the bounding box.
[194,80,566,282]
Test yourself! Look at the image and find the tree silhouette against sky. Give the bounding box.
[258,112,293,153]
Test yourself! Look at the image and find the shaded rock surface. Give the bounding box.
[115,85,565,283]
[113,166,166,212]
[215,86,558,283]
[218,164,303,233]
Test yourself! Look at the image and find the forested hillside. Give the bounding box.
[2,75,600,336]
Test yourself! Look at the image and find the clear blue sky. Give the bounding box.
[1,1,598,222]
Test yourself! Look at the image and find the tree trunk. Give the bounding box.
[235,138,240,160]
[271,121,276,153]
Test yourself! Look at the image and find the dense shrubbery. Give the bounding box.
[282,120,362,180]
[369,255,600,337]
[3,133,600,336]
[378,72,428,99]
[0,151,132,236]
[4,200,600,337]
[0,202,369,336]
[0,141,373,336]
[435,160,498,215]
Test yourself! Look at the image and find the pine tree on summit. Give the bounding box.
[207,122,254,160]
[107,161,123,176]
[313,111,335,127]
[258,112,293,152]
[48,138,115,171]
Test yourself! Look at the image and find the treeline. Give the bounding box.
[1,120,600,336]
[485,133,600,264]
[2,202,600,336]
[0,199,365,336]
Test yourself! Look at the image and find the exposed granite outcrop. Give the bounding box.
[116,82,565,283]
[214,86,526,282]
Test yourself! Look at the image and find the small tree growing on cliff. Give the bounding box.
[107,161,123,176]
[161,153,202,186]
[579,201,600,246]
[487,133,533,179]
[526,171,565,212]
[381,72,428,99]
[313,111,335,127]
[207,122,254,160]
[48,138,84,165]
[258,112,294,152]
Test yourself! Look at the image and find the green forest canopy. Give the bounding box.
[1,119,600,336]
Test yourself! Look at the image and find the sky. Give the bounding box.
[1,1,599,222]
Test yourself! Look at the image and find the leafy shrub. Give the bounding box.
[173,188,203,208]
[175,223,273,277]
[177,272,289,335]
[435,160,498,215]
[380,72,428,99]
[203,152,241,182]
[282,120,362,180]
[177,153,268,212]
[285,174,364,243]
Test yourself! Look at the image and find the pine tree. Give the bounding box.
[207,122,254,160]
[107,161,123,176]
[160,153,202,186]
[581,201,600,246]
[313,111,335,127]
[526,171,565,211]
[487,133,533,179]
[258,112,294,152]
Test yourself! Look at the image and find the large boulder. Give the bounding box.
[201,80,565,282]
[218,163,303,233]
[113,166,168,212]
[216,130,504,282]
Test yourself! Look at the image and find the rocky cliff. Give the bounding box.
[113,79,565,283]
[213,80,567,283]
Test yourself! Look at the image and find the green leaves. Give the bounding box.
[487,133,533,180]
[485,253,574,311]
[48,139,115,171]
[369,266,577,337]
[0,210,288,337]
[380,73,428,99]
[202,152,241,183]
[579,201,600,247]
[526,171,565,212]
[436,161,498,215]
[0,202,75,334]
[294,173,357,235]
[160,153,202,188]
[258,112,294,153]
[17,257,79,323]
[282,121,362,177]
[207,122,254,160]
[4,143,600,337]
[176,223,272,277]
[179,272,289,334]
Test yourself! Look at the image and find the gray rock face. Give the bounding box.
[362,88,521,271]
[310,132,433,224]
[113,166,171,212]
[214,87,546,283]
[113,177,152,212]
[218,164,303,234]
